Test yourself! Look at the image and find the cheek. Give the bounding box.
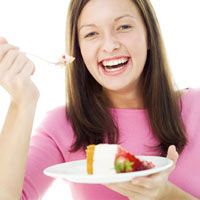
[79,43,98,77]
[80,45,92,68]
[134,30,148,52]
[122,33,147,61]
[80,41,97,65]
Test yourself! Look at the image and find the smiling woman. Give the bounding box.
[78,1,148,99]
[0,0,200,200]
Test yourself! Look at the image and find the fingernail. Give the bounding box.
[0,37,8,44]
[15,46,19,49]
[131,178,139,184]
[172,145,176,151]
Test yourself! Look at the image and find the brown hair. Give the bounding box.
[65,0,187,156]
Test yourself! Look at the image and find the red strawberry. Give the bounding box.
[114,147,155,173]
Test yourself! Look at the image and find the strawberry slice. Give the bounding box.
[114,147,155,173]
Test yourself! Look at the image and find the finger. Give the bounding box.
[167,145,179,162]
[0,49,19,72]
[107,182,153,198]
[131,172,168,189]
[0,44,19,62]
[167,145,179,172]
[0,37,8,44]
[121,182,160,198]
[106,183,140,197]
[131,176,154,189]
[19,60,35,77]
[107,182,145,194]
[9,52,28,75]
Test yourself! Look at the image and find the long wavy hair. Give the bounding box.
[65,0,187,156]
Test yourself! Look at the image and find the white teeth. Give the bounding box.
[104,66,124,72]
[102,58,128,67]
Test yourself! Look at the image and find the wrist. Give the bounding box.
[10,100,38,116]
[161,182,198,200]
[160,182,172,200]
[11,97,38,110]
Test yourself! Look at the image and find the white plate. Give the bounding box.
[44,156,173,184]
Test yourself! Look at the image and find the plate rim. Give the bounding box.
[44,156,173,184]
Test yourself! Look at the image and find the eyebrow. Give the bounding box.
[79,14,136,32]
[114,14,136,22]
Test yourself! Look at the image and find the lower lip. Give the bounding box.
[99,58,130,77]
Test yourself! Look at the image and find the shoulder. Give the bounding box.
[181,88,200,99]
[44,105,68,123]
[33,105,75,160]
[180,88,200,137]
[180,88,200,112]
[35,105,74,139]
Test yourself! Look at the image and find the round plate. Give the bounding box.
[44,156,173,184]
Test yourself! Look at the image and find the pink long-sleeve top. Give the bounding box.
[21,88,200,199]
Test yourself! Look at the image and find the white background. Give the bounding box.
[0,0,200,199]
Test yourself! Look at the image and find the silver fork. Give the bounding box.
[25,52,75,67]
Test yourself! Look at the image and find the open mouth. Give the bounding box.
[99,57,130,74]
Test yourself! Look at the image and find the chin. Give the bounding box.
[103,83,134,93]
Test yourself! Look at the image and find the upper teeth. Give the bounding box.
[102,58,128,67]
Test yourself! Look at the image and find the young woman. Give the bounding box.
[0,0,199,199]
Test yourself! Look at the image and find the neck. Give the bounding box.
[104,87,144,109]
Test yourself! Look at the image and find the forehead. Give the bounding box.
[78,0,142,27]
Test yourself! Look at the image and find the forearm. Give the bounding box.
[163,182,199,200]
[0,101,38,199]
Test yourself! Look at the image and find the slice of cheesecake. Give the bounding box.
[86,144,155,175]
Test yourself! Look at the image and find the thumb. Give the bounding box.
[167,145,179,171]
[0,37,8,44]
[167,145,179,163]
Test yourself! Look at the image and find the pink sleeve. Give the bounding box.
[21,107,70,199]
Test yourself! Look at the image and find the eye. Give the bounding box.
[84,32,98,39]
[117,24,133,31]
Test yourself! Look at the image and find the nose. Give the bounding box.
[101,32,120,53]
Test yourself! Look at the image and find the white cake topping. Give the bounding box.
[93,144,118,174]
